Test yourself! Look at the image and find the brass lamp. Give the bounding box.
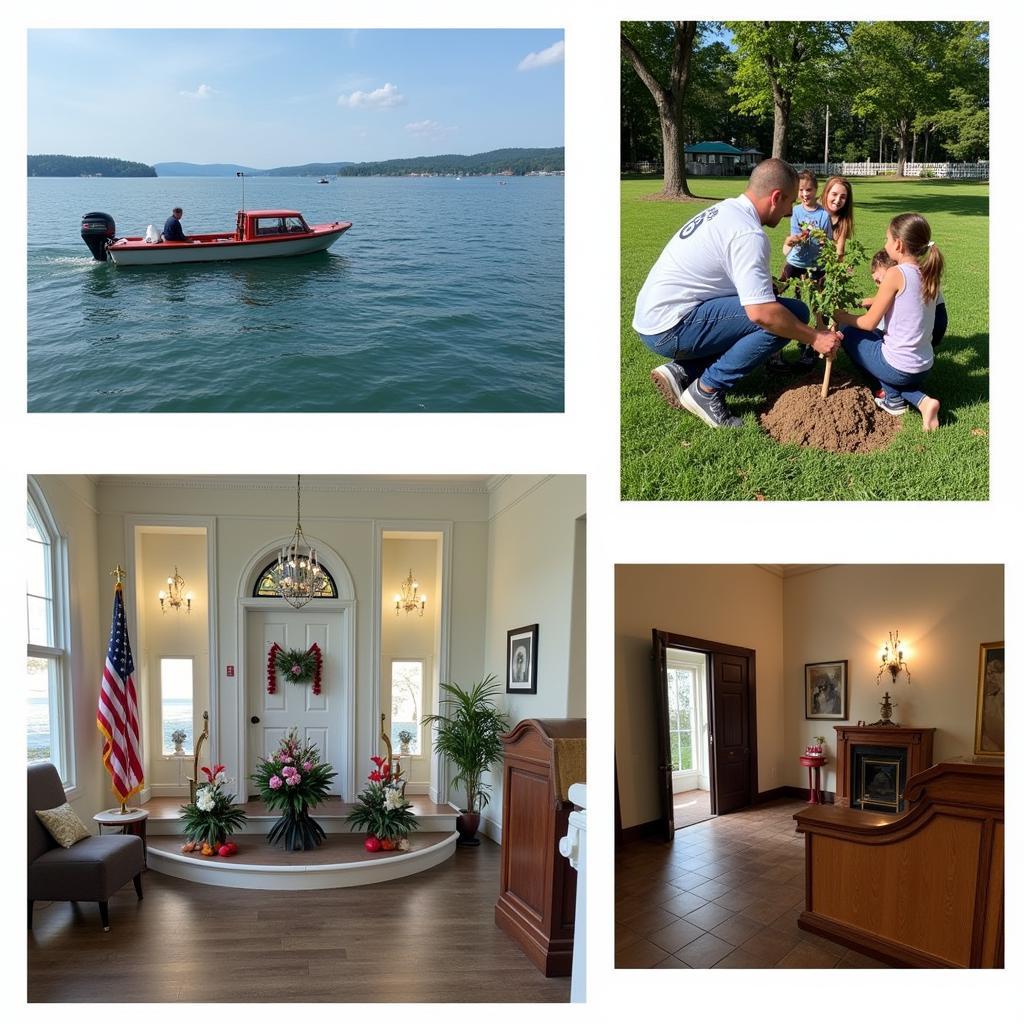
[873,630,909,726]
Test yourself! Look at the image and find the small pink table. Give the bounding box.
[799,754,827,804]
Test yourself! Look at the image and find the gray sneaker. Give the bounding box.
[650,362,689,409]
[874,395,908,416]
[680,380,744,429]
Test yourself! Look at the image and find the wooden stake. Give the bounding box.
[821,355,833,398]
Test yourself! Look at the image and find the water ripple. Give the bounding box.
[28,176,563,412]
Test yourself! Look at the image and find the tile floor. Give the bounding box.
[673,788,712,829]
[616,798,889,969]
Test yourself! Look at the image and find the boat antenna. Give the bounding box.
[236,171,246,212]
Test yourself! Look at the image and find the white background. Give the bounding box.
[3,0,1019,1018]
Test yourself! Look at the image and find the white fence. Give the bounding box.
[801,161,988,180]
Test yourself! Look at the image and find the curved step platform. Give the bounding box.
[148,831,458,890]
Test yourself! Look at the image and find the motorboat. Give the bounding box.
[81,209,352,266]
[317,177,330,184]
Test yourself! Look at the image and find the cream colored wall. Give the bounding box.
[479,475,587,837]
[138,532,209,795]
[615,564,784,830]
[30,477,105,817]
[381,537,438,786]
[783,564,1004,792]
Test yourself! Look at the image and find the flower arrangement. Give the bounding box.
[250,730,337,850]
[171,728,188,752]
[179,763,247,851]
[398,729,414,752]
[346,756,419,850]
[266,643,323,695]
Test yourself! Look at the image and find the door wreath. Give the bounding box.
[267,642,323,695]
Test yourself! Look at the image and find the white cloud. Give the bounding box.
[337,82,405,109]
[517,40,564,72]
[405,120,457,140]
[179,83,216,100]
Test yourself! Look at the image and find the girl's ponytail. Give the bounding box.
[919,242,944,305]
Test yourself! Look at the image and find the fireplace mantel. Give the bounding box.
[833,725,935,809]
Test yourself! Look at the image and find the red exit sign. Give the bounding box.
[226,665,235,677]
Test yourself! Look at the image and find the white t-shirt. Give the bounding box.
[632,194,776,335]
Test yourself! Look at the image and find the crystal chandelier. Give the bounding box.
[269,476,323,609]
[158,567,192,614]
[394,569,426,616]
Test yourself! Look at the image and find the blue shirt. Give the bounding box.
[162,215,186,242]
[786,204,832,269]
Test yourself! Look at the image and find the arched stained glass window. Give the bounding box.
[252,558,338,599]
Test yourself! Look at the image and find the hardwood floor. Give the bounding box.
[28,837,570,1002]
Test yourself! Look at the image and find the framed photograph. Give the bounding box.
[974,642,1004,756]
[805,660,848,720]
[507,624,538,694]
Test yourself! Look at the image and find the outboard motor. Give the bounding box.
[81,211,115,261]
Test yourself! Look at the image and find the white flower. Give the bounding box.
[196,787,215,812]
[214,771,228,786]
[384,788,405,811]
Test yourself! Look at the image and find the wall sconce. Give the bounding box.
[877,630,910,684]
[394,569,426,616]
[158,567,193,614]
[872,629,909,727]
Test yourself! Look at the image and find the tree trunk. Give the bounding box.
[896,118,910,177]
[879,125,884,163]
[910,132,917,164]
[769,78,792,159]
[621,23,698,199]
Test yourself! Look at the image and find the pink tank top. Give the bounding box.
[882,263,935,373]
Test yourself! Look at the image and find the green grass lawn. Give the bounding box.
[621,176,989,500]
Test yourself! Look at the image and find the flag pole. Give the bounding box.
[109,565,129,814]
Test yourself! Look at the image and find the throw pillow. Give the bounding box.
[35,802,91,848]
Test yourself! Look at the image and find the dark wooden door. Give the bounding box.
[651,629,675,841]
[711,652,752,813]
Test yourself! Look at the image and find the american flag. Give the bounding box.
[96,585,144,802]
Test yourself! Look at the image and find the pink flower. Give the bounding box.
[302,761,312,771]
[282,765,297,778]
[290,663,302,676]
[269,775,282,789]
[286,773,301,786]
[279,754,293,764]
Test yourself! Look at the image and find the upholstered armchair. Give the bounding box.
[28,763,145,931]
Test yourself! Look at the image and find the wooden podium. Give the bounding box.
[495,718,585,977]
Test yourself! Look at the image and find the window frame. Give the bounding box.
[388,656,427,758]
[26,479,75,796]
[158,654,196,758]
[252,558,338,599]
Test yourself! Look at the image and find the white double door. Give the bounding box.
[247,608,345,798]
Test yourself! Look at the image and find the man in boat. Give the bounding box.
[161,207,188,243]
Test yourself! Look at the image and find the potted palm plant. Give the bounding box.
[423,675,511,846]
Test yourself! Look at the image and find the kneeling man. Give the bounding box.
[632,159,842,428]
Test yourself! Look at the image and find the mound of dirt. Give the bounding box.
[760,380,902,453]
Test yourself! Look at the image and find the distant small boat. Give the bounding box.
[318,177,330,184]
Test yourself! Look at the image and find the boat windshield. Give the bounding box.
[255,216,309,236]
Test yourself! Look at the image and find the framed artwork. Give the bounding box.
[805,660,848,720]
[974,642,1004,756]
[506,624,538,694]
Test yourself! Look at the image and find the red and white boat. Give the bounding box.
[82,209,352,266]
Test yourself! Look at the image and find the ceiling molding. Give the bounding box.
[94,475,494,497]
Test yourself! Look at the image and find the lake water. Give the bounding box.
[28,175,563,412]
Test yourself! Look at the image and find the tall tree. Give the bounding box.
[849,22,950,175]
[726,21,851,160]
[621,21,698,198]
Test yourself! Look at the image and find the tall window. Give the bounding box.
[667,666,694,772]
[390,660,424,755]
[27,487,72,786]
[160,658,194,755]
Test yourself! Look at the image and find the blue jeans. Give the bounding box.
[841,327,932,407]
[637,295,809,392]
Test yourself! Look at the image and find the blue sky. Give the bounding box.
[28,29,564,166]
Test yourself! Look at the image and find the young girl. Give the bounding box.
[820,176,854,259]
[833,213,943,432]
